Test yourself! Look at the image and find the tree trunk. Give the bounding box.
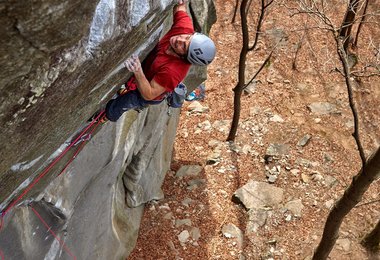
[227,0,249,141]
[339,0,360,50]
[313,147,380,259]
[362,218,380,252]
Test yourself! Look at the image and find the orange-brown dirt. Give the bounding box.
[129,0,380,259]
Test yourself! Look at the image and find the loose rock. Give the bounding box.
[181,198,193,207]
[336,238,351,252]
[266,143,290,157]
[269,115,285,123]
[307,102,339,115]
[190,227,201,241]
[233,181,284,209]
[187,101,209,113]
[187,179,206,190]
[284,199,304,217]
[176,165,203,178]
[297,134,312,147]
[175,219,192,228]
[178,230,190,243]
[325,199,335,209]
[247,208,268,233]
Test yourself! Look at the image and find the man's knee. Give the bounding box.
[105,100,120,122]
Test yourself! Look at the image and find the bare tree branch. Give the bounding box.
[313,147,380,259]
[336,37,367,166]
[355,198,380,208]
[232,0,240,24]
[249,0,275,51]
[227,0,250,142]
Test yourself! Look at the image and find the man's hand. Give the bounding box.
[124,54,141,73]
[174,0,188,13]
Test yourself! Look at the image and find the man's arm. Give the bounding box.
[174,0,188,14]
[134,71,166,100]
[124,55,166,100]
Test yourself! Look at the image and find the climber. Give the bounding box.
[102,0,216,122]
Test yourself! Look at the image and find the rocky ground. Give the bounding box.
[129,0,380,259]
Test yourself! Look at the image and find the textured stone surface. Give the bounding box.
[233,181,284,210]
[0,0,217,259]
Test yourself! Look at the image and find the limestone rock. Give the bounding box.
[269,115,285,123]
[176,165,203,178]
[336,238,351,252]
[244,81,257,95]
[297,134,312,147]
[175,219,192,228]
[187,101,209,113]
[0,0,218,259]
[212,120,231,133]
[284,199,304,217]
[247,208,268,233]
[187,179,206,190]
[233,181,284,209]
[307,102,339,115]
[190,227,201,241]
[266,144,290,157]
[178,230,190,243]
[181,198,193,207]
[323,175,338,188]
[325,199,335,209]
[222,223,243,240]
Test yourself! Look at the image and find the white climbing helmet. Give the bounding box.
[187,33,216,66]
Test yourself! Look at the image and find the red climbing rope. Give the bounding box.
[0,111,105,258]
[31,206,77,260]
[58,114,105,176]
[2,110,105,216]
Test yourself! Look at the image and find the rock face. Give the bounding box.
[0,1,216,259]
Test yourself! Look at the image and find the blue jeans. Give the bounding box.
[105,90,163,122]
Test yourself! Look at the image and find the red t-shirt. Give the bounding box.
[127,11,194,100]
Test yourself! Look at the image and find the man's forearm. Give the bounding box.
[133,70,166,100]
[124,55,166,100]
[134,70,154,100]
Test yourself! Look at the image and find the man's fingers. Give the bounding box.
[125,60,134,71]
[124,55,141,72]
[132,55,140,64]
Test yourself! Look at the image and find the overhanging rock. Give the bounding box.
[0,0,216,259]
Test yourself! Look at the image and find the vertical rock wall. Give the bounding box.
[0,0,216,259]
